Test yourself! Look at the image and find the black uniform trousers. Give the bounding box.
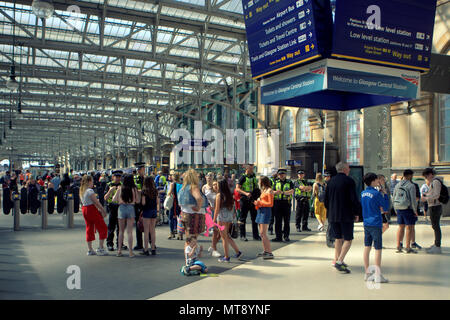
[295,197,310,230]
[273,200,291,240]
[239,197,259,239]
[106,203,119,247]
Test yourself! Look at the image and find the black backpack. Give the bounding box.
[435,178,449,204]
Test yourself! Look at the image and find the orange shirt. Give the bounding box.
[254,191,274,210]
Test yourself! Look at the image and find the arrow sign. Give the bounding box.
[306,9,310,14]
[311,43,315,49]
[308,20,312,26]
[309,32,313,38]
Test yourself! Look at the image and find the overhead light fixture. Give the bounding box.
[6,65,19,91]
[32,0,54,19]
[248,104,257,113]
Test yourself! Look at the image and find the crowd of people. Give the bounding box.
[2,162,445,283]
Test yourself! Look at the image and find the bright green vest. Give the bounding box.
[106,181,122,204]
[270,178,275,188]
[134,175,144,191]
[295,179,312,198]
[274,179,293,201]
[241,174,258,192]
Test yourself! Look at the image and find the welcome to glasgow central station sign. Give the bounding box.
[241,0,438,111]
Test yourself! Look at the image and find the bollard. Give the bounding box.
[12,192,20,231]
[41,192,48,229]
[65,193,74,229]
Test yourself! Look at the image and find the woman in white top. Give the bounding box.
[112,174,139,257]
[202,173,221,257]
[80,175,109,256]
[215,178,242,263]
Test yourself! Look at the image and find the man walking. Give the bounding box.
[421,168,445,254]
[324,162,361,274]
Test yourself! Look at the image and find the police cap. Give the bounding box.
[112,170,123,177]
[277,168,287,174]
[297,170,305,175]
[134,162,146,169]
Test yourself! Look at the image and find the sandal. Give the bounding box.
[116,251,123,257]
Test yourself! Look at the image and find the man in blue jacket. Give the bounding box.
[361,173,390,284]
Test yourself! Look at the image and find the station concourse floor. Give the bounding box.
[0,211,448,300]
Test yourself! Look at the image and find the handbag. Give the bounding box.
[137,212,144,232]
[229,216,239,239]
[164,193,174,210]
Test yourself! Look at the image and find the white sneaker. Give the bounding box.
[96,248,109,256]
[87,250,96,256]
[317,224,322,230]
[208,247,213,254]
[212,250,221,257]
[373,274,389,283]
[426,245,442,254]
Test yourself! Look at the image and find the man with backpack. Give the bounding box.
[421,168,447,254]
[393,169,418,254]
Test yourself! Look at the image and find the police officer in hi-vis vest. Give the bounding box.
[236,164,261,241]
[268,170,278,235]
[104,170,125,251]
[134,162,146,250]
[294,170,313,232]
[272,169,295,242]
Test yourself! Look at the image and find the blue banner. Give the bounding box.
[242,0,332,79]
[261,65,326,104]
[327,68,419,99]
[332,0,437,71]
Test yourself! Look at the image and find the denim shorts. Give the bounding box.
[256,207,272,224]
[396,209,416,225]
[143,209,157,219]
[189,260,207,272]
[118,204,135,219]
[364,226,382,250]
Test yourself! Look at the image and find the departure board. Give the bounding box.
[242,0,332,79]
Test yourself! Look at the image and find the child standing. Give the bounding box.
[181,236,208,276]
[361,173,390,283]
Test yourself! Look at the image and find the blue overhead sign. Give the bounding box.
[261,59,420,111]
[332,0,437,72]
[242,0,332,80]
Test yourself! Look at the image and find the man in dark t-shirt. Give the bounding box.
[324,162,361,274]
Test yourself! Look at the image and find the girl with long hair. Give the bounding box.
[215,178,242,262]
[80,175,109,256]
[140,176,159,255]
[202,172,221,257]
[254,176,274,259]
[167,172,182,240]
[112,174,139,257]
